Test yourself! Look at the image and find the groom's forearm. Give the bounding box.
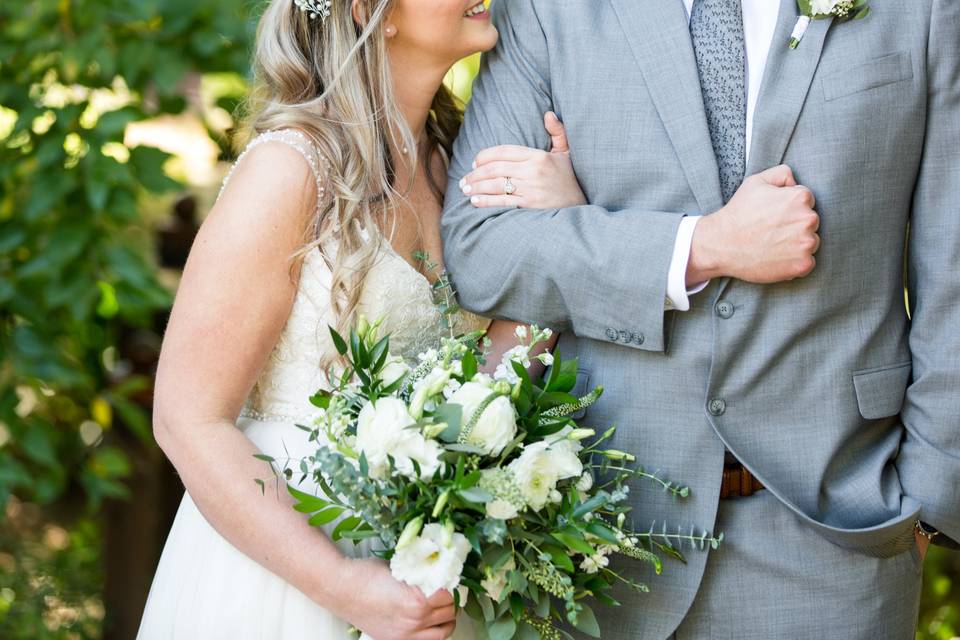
[442,194,683,353]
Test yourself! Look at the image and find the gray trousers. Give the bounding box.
[668,491,923,640]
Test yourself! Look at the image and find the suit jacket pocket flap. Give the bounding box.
[822,51,913,102]
[852,362,912,420]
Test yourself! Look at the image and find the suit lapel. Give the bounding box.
[608,0,725,215]
[745,0,834,176]
[713,0,833,301]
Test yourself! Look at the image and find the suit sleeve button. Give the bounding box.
[605,327,619,341]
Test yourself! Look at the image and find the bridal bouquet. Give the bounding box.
[278,320,720,639]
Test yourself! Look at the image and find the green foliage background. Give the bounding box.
[0,1,955,638]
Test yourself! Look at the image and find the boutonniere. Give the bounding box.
[789,0,871,49]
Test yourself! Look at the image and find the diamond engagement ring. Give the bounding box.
[504,178,517,195]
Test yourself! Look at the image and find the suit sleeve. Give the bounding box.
[440,0,685,353]
[896,0,960,549]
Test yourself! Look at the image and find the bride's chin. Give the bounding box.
[464,27,499,55]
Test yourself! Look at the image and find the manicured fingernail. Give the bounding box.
[472,160,477,169]
[471,196,480,205]
[459,177,466,188]
[462,184,472,194]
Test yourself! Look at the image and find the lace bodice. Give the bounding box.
[227,130,490,424]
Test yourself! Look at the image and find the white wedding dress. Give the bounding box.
[137,129,489,639]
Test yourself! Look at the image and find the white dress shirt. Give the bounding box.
[665,0,780,311]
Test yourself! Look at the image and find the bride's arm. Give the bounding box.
[458,112,585,211]
[460,113,570,375]
[153,141,455,640]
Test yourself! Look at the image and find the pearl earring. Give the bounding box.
[385,24,397,37]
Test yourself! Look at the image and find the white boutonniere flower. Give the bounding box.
[789,0,871,49]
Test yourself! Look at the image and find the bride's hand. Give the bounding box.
[336,557,457,640]
[460,111,587,209]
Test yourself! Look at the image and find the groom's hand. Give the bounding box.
[688,165,821,285]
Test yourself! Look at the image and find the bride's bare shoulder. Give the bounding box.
[213,130,324,231]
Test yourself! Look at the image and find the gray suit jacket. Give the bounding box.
[442,0,959,634]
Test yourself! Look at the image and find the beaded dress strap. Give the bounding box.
[218,129,329,213]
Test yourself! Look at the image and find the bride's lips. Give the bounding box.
[463,1,489,20]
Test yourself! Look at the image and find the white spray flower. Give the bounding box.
[390,523,471,596]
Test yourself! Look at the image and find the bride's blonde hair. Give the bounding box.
[239,0,463,363]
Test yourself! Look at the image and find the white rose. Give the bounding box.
[355,398,442,479]
[810,0,844,15]
[509,439,583,511]
[448,382,517,456]
[481,557,515,602]
[390,523,472,596]
[485,498,520,520]
[380,357,410,387]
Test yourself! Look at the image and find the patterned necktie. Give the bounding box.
[690,0,747,203]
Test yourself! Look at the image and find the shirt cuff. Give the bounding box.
[665,216,710,312]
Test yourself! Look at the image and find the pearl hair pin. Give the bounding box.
[293,0,332,22]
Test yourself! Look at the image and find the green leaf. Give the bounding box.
[573,603,601,638]
[551,531,595,556]
[308,507,344,527]
[287,484,332,513]
[329,326,348,355]
[369,336,390,372]
[331,515,362,541]
[458,487,493,504]
[433,403,463,442]
[543,544,575,573]
[488,615,517,640]
[461,349,478,381]
[129,145,180,192]
[585,520,621,546]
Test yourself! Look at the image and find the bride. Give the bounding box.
[137,0,585,638]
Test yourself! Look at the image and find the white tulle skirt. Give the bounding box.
[138,416,475,639]
[137,415,373,639]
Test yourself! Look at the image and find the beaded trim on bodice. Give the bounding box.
[225,130,490,425]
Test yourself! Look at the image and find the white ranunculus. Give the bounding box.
[390,523,472,596]
[481,557,516,602]
[485,498,520,520]
[448,382,517,456]
[509,439,583,511]
[380,357,410,387]
[355,397,442,479]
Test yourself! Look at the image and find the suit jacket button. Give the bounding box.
[716,300,735,319]
[632,332,645,345]
[605,327,619,341]
[708,398,727,416]
[618,329,631,343]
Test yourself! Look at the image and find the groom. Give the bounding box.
[442,0,959,638]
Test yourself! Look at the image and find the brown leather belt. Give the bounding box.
[720,461,765,499]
